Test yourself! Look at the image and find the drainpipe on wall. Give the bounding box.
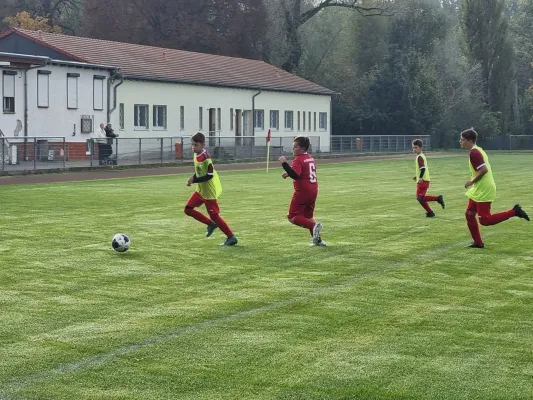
[107,69,123,124]
[251,89,261,138]
[24,63,47,161]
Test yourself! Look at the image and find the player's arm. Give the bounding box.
[465,150,488,188]
[418,156,426,179]
[193,163,214,183]
[281,162,300,180]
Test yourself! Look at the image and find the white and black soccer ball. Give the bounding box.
[112,233,130,252]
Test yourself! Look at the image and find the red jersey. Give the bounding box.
[291,153,318,196]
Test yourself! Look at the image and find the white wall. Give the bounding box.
[112,80,331,151]
[0,65,110,142]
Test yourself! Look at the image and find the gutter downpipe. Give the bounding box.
[107,69,123,124]
[252,90,261,139]
[24,61,49,161]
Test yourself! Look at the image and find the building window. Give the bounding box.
[308,112,311,132]
[199,107,203,130]
[303,111,306,131]
[153,105,167,130]
[67,73,79,109]
[217,108,221,131]
[37,70,50,108]
[2,71,16,113]
[284,111,293,130]
[119,103,124,130]
[297,111,301,131]
[93,75,105,111]
[319,112,327,131]
[270,110,279,130]
[81,115,94,133]
[180,106,185,130]
[230,108,234,130]
[314,112,317,131]
[254,109,264,130]
[134,104,149,129]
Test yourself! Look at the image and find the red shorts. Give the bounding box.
[466,199,492,218]
[186,191,220,215]
[416,181,430,197]
[287,193,317,219]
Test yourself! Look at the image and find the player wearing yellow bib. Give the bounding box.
[185,132,237,246]
[460,128,529,248]
[412,139,445,217]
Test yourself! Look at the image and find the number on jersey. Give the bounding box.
[309,162,317,183]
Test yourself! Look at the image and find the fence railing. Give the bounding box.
[1,134,429,172]
[330,135,430,154]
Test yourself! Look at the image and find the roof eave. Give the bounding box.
[123,74,334,96]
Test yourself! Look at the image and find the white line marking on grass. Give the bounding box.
[0,234,492,398]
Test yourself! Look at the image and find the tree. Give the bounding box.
[81,0,267,59]
[3,11,62,33]
[264,0,391,72]
[461,0,514,130]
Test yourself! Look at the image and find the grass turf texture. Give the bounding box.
[0,153,532,400]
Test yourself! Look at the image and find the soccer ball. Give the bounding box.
[112,233,130,252]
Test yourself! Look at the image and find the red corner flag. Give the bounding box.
[266,129,271,143]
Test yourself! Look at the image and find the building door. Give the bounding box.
[208,108,216,147]
[242,110,252,146]
[235,109,242,146]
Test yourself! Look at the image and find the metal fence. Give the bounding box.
[1,134,429,172]
[330,135,431,154]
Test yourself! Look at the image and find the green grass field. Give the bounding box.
[1,153,532,400]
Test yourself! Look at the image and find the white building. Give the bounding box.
[0,28,334,159]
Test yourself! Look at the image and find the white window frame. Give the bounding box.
[67,73,79,110]
[153,105,167,130]
[3,71,16,113]
[37,70,50,108]
[284,111,294,131]
[319,112,328,131]
[93,75,105,111]
[270,110,279,130]
[254,109,264,130]
[134,104,149,130]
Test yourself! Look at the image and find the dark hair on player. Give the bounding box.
[412,139,423,147]
[294,136,311,151]
[191,132,205,144]
[461,127,478,143]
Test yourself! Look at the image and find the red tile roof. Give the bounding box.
[4,28,334,95]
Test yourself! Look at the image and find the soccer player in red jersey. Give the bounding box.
[279,136,325,246]
[412,139,445,217]
[460,128,529,248]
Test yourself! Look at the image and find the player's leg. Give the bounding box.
[477,202,513,226]
[416,182,434,216]
[305,202,325,246]
[465,199,483,247]
[184,192,212,225]
[288,197,315,231]
[205,200,237,245]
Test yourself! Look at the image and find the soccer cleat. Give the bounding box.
[220,236,238,246]
[466,242,485,249]
[311,240,327,247]
[312,222,323,245]
[426,211,436,218]
[437,195,445,209]
[206,222,218,237]
[513,204,530,221]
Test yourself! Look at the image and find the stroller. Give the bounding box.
[98,142,117,165]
